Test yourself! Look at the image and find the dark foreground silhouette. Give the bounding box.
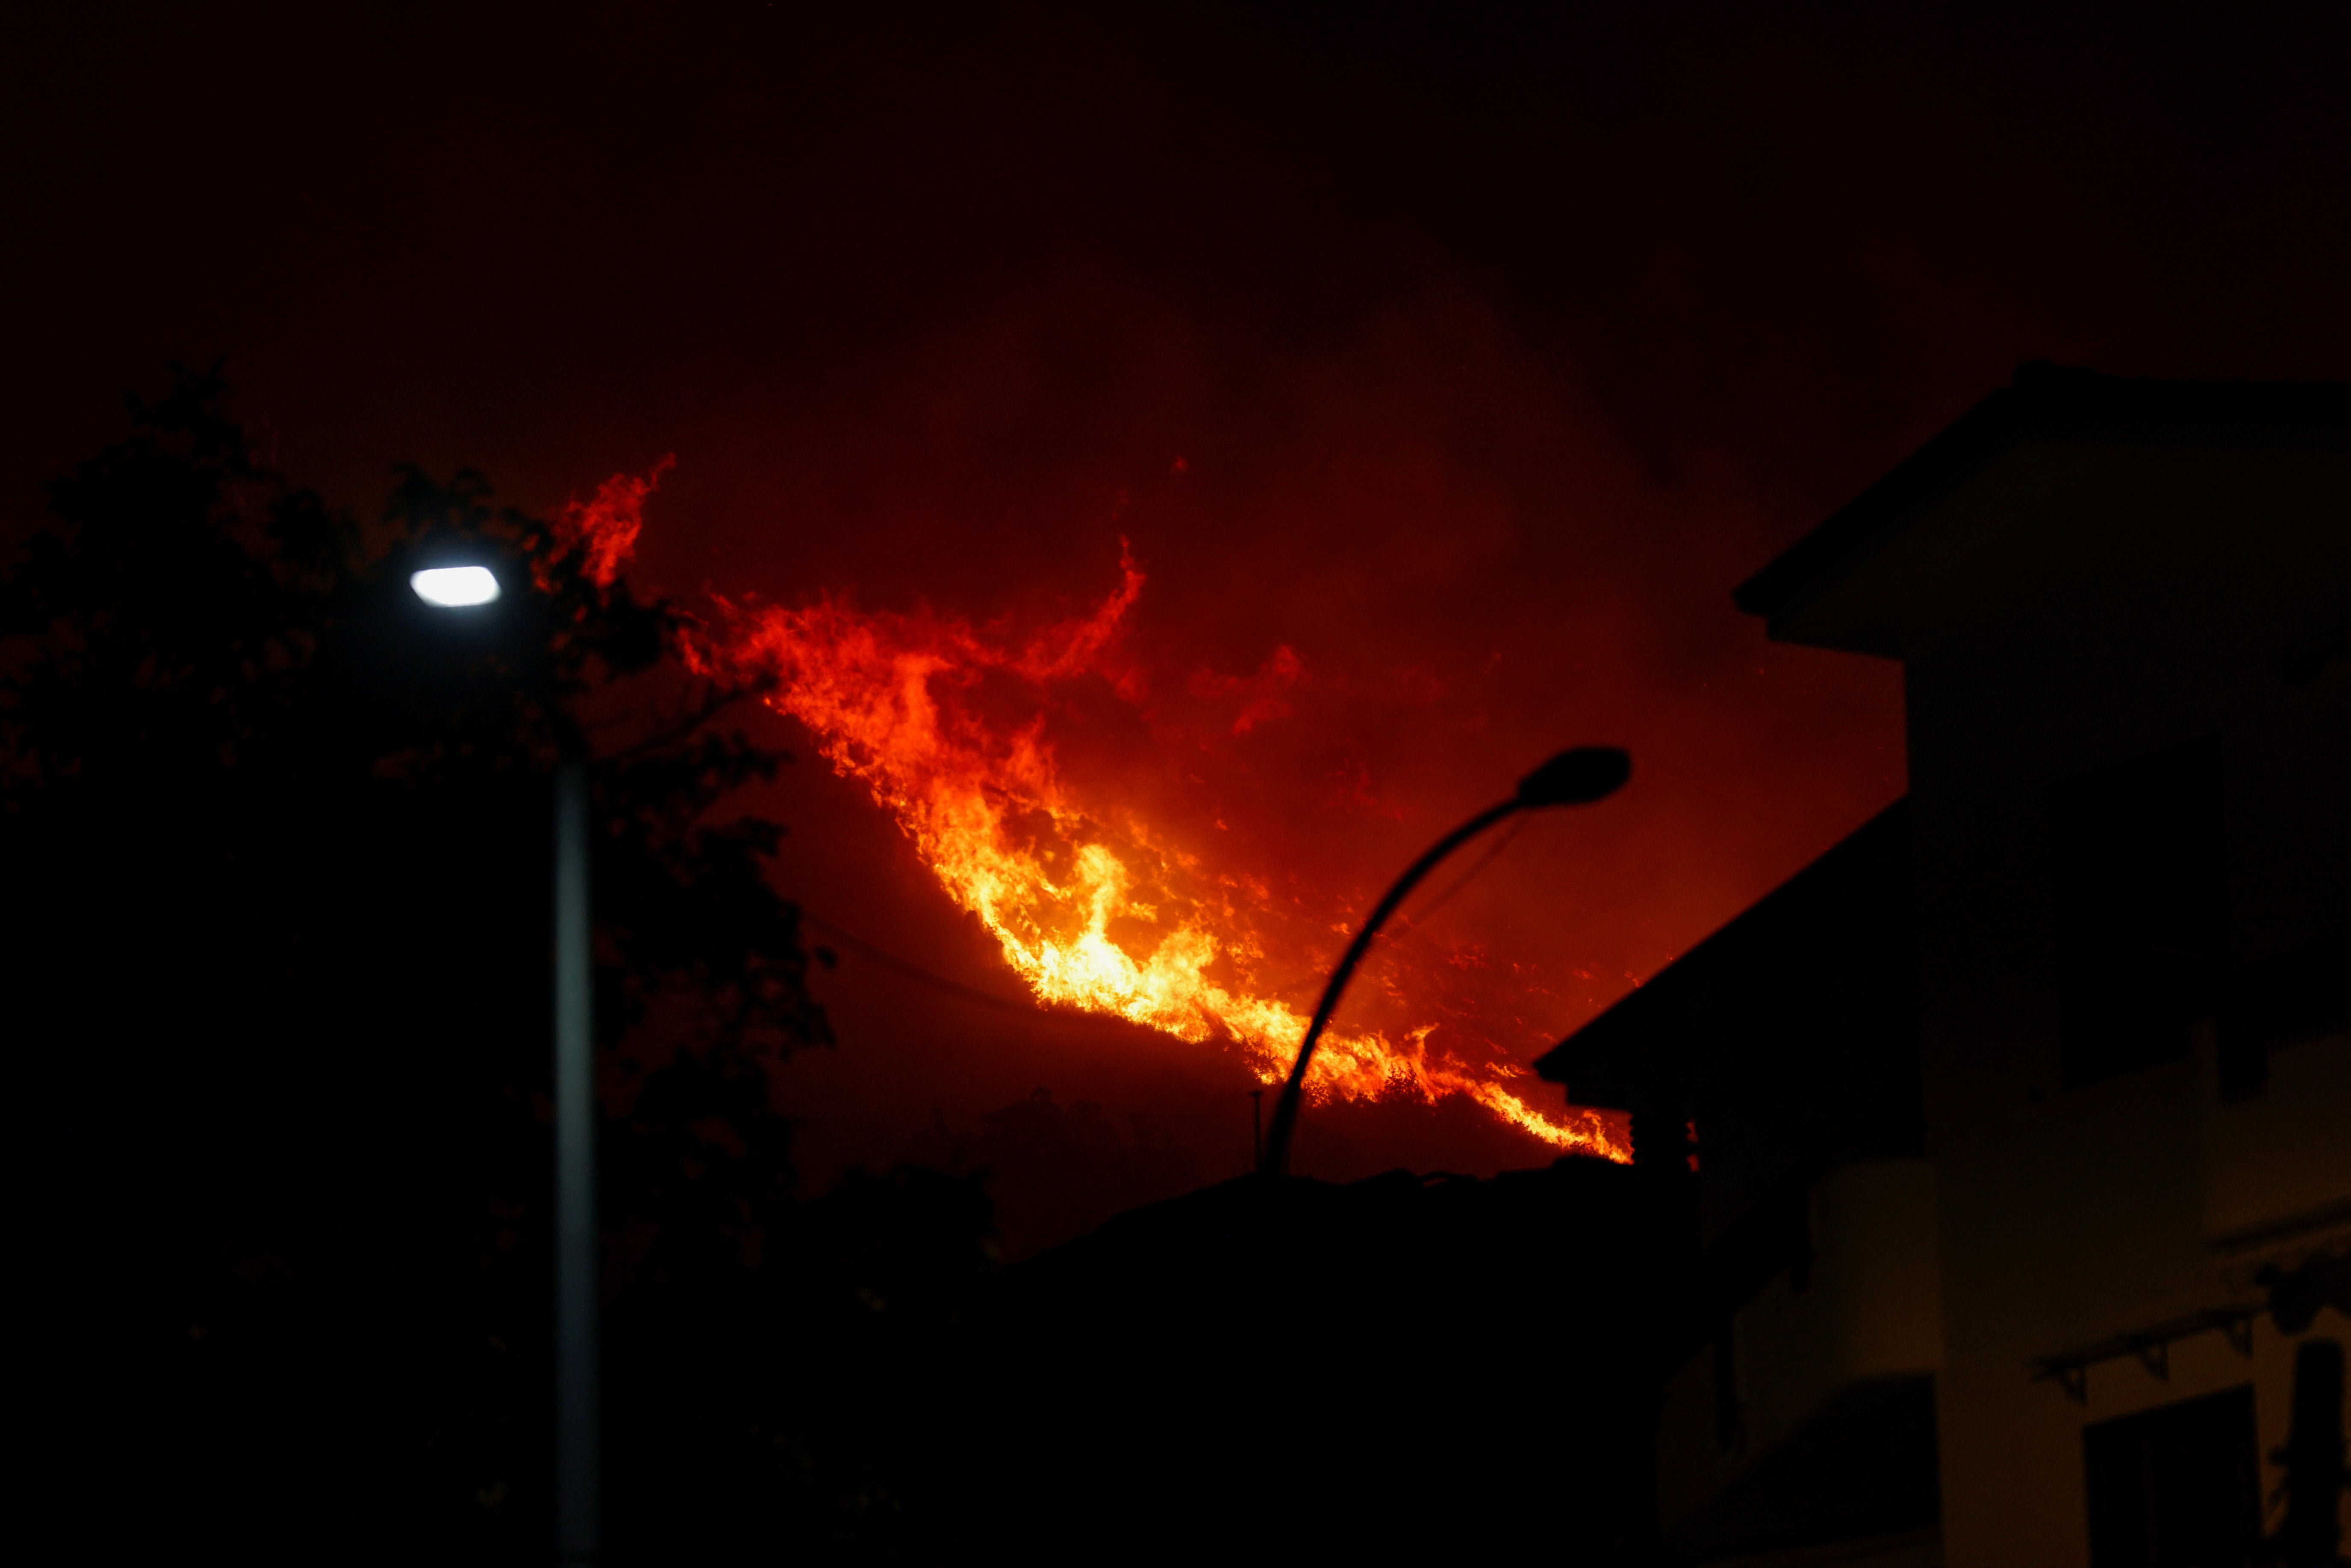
[975,1159,1668,1562]
[5,371,1667,1563]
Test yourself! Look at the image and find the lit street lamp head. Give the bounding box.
[410,565,501,608]
[1516,746,1631,808]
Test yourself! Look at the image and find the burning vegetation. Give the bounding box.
[619,480,1630,1160]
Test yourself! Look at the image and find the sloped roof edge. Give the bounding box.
[1535,796,1909,1092]
[1732,363,2351,633]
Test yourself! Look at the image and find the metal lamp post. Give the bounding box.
[549,755,596,1566]
[1256,746,1630,1178]
[410,564,598,1565]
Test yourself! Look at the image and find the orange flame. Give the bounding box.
[553,454,675,589]
[681,545,1628,1164]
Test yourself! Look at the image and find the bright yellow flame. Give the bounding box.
[686,556,1627,1163]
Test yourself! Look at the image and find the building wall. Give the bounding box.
[1741,1161,1945,1460]
[1894,446,2351,1567]
[1927,1034,2346,1566]
[1612,424,2349,1562]
[1659,1160,1945,1555]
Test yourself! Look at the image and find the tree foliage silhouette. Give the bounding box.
[3,368,1662,1567]
[2,367,990,1561]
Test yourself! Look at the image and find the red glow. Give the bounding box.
[553,454,675,590]
[682,540,1631,1161]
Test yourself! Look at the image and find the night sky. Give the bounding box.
[12,1,2348,1246]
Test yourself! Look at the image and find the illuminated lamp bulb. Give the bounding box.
[410,565,501,607]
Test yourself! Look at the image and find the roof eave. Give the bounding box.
[1732,364,2351,643]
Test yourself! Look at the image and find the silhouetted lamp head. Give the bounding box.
[410,565,501,608]
[1516,746,1631,808]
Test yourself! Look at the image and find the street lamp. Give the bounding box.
[408,565,502,608]
[1256,746,1630,1178]
[410,563,598,1565]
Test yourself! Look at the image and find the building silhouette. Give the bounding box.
[1541,365,2351,1566]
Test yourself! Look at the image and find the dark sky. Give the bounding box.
[12,1,2348,1241]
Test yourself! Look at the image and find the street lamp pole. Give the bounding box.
[552,756,598,1565]
[1256,746,1629,1179]
[410,563,598,1563]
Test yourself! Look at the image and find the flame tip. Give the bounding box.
[686,545,1624,1156]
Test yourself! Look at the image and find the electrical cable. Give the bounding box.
[1385,813,1527,943]
[795,910,1084,1021]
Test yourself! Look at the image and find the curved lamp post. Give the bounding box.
[1257,746,1630,1178]
[411,563,599,1566]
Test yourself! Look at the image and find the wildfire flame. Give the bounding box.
[551,453,676,590]
[669,539,1628,1163]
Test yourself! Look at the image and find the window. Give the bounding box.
[2083,1385,2261,1568]
[2051,737,2227,1091]
[2218,936,2350,1096]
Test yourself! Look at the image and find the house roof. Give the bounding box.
[1544,364,2348,1116]
[1732,363,2351,643]
[1534,797,1910,1110]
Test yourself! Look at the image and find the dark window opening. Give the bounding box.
[2083,1384,2261,1568]
[2219,937,2351,1098]
[2269,1340,2345,1565]
[1713,1326,1743,1455]
[2052,737,2227,1091]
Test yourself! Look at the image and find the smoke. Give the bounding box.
[623,272,1905,1217]
[11,0,2338,1256]
[679,518,1630,1157]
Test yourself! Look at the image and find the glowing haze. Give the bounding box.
[673,531,1629,1160]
